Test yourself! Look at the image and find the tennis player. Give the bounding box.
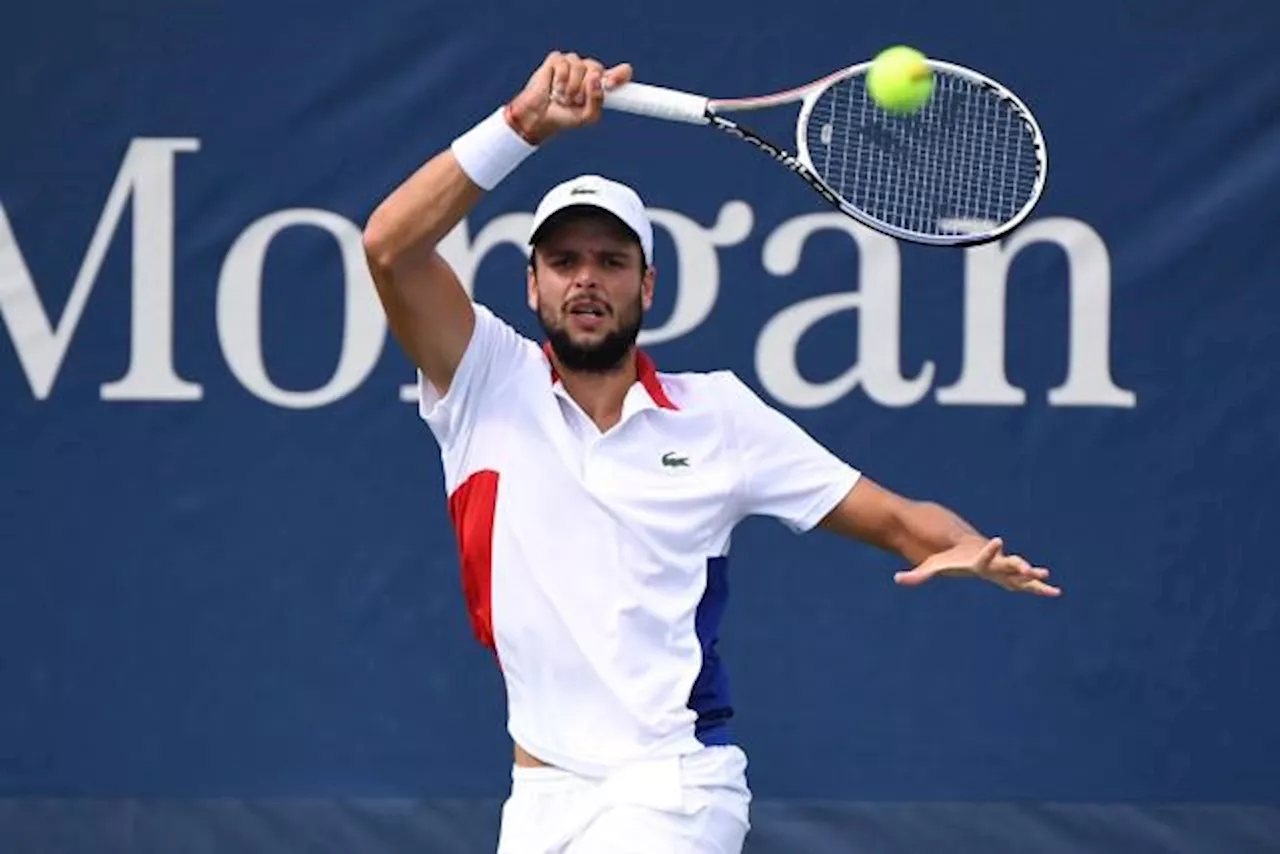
[362,51,1059,854]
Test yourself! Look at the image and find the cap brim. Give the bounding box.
[528,204,642,250]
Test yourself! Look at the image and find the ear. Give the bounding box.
[641,263,656,312]
[526,261,538,313]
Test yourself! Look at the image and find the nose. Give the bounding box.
[569,261,600,290]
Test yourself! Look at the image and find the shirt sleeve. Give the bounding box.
[417,302,533,450]
[719,372,862,533]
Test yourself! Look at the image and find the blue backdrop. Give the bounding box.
[2,0,1278,851]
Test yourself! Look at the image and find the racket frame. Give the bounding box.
[603,59,1048,247]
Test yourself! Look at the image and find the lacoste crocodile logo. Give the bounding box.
[661,451,689,468]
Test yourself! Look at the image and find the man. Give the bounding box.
[362,51,1059,854]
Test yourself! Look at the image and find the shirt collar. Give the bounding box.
[542,342,678,412]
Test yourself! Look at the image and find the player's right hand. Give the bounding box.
[506,52,632,145]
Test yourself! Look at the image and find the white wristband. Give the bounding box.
[450,107,537,191]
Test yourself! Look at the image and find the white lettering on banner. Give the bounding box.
[756,213,933,409]
[0,138,203,400]
[0,137,1138,410]
[219,209,386,409]
[638,202,753,346]
[435,212,533,297]
[936,218,1137,407]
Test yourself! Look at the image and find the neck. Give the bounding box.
[553,349,637,432]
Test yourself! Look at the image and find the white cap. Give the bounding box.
[528,174,654,265]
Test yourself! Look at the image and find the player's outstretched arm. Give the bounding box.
[361,52,631,395]
[818,478,1061,597]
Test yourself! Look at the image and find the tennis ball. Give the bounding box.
[867,45,934,114]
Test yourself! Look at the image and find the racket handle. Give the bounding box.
[603,82,710,124]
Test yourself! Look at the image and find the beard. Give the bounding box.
[538,293,644,374]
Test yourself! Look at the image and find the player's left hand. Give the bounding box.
[893,537,1061,597]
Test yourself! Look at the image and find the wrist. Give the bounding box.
[503,101,546,146]
[450,106,538,191]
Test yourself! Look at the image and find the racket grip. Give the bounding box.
[603,82,710,124]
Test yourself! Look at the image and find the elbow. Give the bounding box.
[361,212,399,274]
[362,208,442,280]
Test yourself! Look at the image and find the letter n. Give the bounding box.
[937,218,1137,408]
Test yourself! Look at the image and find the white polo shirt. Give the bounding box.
[418,303,860,778]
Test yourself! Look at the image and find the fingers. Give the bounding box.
[893,541,1060,597]
[1003,554,1032,573]
[539,52,617,125]
[988,552,1060,596]
[1018,579,1062,597]
[513,51,622,142]
[894,566,1060,595]
[583,62,606,120]
[893,568,929,587]
[562,53,588,106]
[548,52,572,104]
[522,57,556,105]
[544,52,613,102]
[967,536,1003,572]
[603,62,633,90]
[993,554,1052,582]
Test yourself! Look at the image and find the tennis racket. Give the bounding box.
[601,59,1047,246]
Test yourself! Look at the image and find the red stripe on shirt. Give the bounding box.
[447,469,500,654]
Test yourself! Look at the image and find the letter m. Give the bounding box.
[0,138,201,400]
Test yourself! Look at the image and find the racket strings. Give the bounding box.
[804,71,1041,237]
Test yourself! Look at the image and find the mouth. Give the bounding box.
[564,299,611,332]
[566,300,610,319]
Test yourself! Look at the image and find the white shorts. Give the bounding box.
[495,745,752,854]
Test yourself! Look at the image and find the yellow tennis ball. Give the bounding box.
[867,45,934,114]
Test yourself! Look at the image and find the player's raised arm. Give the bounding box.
[361,53,632,395]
